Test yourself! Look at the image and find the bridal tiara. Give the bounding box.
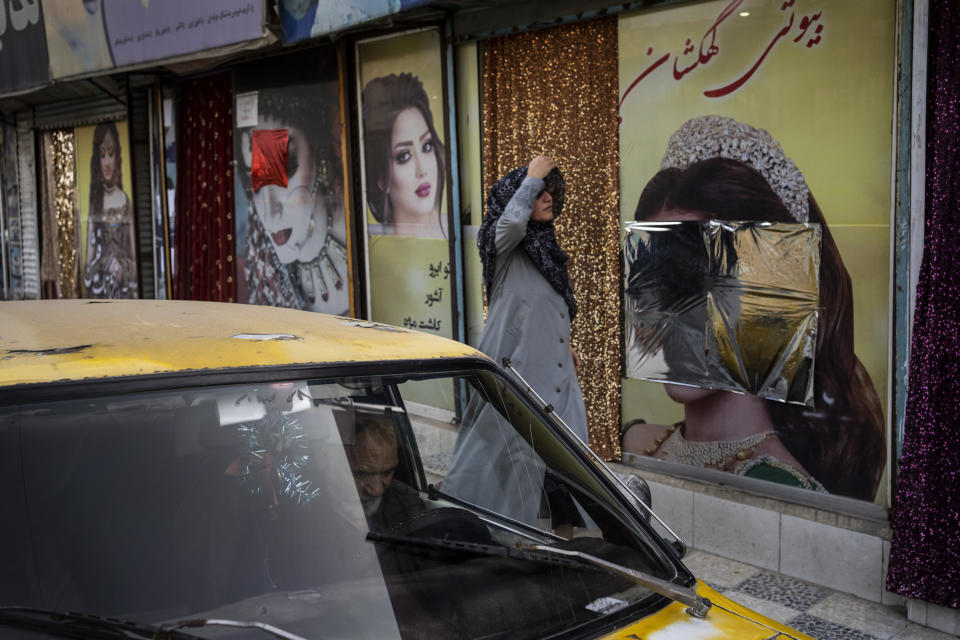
[660,115,810,223]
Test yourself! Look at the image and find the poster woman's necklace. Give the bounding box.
[294,168,347,305]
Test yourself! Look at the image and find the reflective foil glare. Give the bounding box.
[624,220,821,406]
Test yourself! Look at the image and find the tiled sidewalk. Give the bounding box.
[684,550,954,639]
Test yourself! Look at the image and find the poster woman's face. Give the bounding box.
[648,205,719,406]
[252,119,325,265]
[386,107,438,222]
[100,131,117,187]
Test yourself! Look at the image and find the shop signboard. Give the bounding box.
[75,119,138,298]
[618,0,895,504]
[356,28,456,341]
[356,28,459,415]
[280,0,429,44]
[0,0,50,95]
[41,0,264,80]
[232,49,356,318]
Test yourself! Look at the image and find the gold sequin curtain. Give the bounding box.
[482,18,622,459]
[173,72,236,301]
[39,130,81,298]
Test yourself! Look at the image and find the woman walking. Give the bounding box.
[443,156,588,532]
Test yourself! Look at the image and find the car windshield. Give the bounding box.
[2,367,680,639]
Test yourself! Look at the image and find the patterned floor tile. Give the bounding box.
[807,593,911,639]
[718,589,801,626]
[789,613,880,640]
[734,571,830,611]
[686,551,957,640]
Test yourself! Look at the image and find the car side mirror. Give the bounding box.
[616,471,652,521]
[615,471,687,558]
[624,473,652,510]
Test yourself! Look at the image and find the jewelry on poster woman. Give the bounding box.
[646,422,777,471]
[292,164,344,306]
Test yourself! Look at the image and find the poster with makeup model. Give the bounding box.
[356,28,455,341]
[75,119,138,299]
[617,0,895,503]
[232,49,354,316]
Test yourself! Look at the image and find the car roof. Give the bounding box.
[0,299,486,388]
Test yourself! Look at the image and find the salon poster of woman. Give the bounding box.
[75,119,138,299]
[618,0,895,502]
[356,28,454,341]
[232,50,352,317]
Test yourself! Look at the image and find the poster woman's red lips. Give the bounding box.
[416,182,432,198]
[272,228,292,246]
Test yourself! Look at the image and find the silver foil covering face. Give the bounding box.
[623,221,821,406]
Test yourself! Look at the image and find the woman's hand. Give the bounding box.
[528,155,557,180]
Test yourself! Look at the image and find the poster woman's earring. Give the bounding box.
[316,155,331,195]
[304,167,323,241]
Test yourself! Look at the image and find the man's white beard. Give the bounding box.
[362,496,382,517]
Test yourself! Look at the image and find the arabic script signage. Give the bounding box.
[102,0,262,68]
[40,0,264,81]
[619,0,825,113]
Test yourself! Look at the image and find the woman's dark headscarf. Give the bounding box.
[477,166,577,320]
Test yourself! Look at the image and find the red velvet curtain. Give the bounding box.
[173,72,236,302]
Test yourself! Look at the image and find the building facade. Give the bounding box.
[0,0,954,632]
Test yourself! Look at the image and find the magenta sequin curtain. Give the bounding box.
[886,0,960,608]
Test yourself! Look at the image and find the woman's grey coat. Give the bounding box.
[444,176,588,525]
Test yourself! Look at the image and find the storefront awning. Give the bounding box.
[0,0,273,100]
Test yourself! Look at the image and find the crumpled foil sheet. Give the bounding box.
[623,220,821,406]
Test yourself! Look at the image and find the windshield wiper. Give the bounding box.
[163,618,309,640]
[366,532,711,618]
[0,606,310,640]
[519,544,711,618]
[0,606,203,639]
[368,531,607,573]
[426,483,560,542]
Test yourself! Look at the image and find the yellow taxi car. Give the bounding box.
[0,300,814,640]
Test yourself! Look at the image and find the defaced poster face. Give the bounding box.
[75,119,138,299]
[233,50,353,316]
[356,28,455,340]
[617,0,895,504]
